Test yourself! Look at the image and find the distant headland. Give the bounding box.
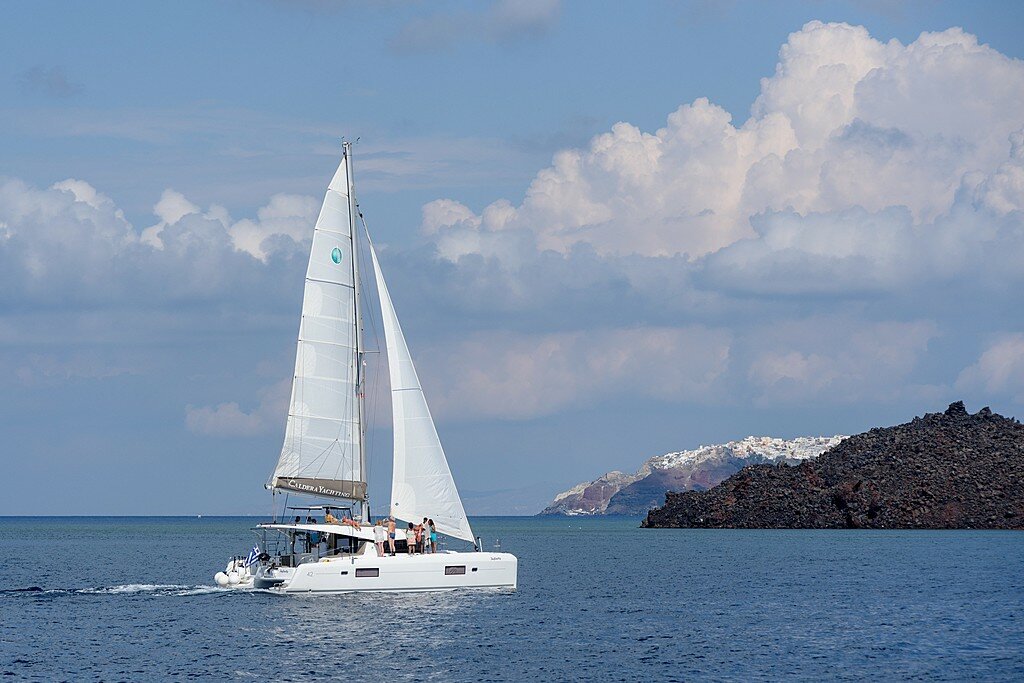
[643,402,1023,530]
[539,435,846,517]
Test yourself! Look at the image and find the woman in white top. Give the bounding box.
[373,519,387,556]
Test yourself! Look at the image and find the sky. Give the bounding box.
[2,0,1023,515]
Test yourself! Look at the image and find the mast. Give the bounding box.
[344,141,369,522]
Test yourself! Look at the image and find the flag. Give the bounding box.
[243,544,260,568]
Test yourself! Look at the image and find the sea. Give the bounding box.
[1,516,1022,682]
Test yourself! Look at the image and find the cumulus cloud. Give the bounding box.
[425,21,1024,269]
[0,177,316,308]
[697,198,1024,296]
[142,188,318,261]
[0,178,139,302]
[395,21,1024,417]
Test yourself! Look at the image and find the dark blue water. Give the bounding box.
[1,517,1022,681]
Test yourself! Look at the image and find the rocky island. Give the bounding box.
[643,402,1023,529]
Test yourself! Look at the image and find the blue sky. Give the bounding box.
[2,0,1023,515]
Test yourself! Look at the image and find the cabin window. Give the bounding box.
[355,568,379,577]
[471,568,478,572]
[445,566,466,575]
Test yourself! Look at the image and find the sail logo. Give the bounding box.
[331,247,343,264]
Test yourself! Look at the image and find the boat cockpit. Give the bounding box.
[254,522,374,568]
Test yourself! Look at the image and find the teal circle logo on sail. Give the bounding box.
[331,247,343,264]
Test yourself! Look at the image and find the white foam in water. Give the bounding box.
[78,584,228,595]
[170,586,230,596]
[3,583,268,597]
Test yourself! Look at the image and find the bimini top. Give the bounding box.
[257,522,375,543]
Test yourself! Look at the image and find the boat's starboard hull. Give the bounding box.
[257,551,517,594]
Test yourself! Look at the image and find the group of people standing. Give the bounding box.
[372,517,437,556]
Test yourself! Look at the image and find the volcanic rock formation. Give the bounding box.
[643,403,1023,529]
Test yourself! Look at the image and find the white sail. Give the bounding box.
[369,242,475,543]
[270,155,365,501]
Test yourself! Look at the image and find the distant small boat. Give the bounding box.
[214,143,517,593]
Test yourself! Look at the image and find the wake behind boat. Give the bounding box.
[213,142,517,593]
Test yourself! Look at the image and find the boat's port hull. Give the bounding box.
[256,551,517,594]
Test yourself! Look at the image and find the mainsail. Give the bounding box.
[369,242,475,543]
[270,153,366,501]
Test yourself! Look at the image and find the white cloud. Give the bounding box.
[422,198,480,235]
[143,188,318,261]
[425,21,1024,263]
[697,193,1024,296]
[955,335,1024,403]
[0,177,320,309]
[746,319,939,404]
[225,194,320,260]
[0,178,136,292]
[185,378,290,437]
[153,189,200,225]
[972,130,1024,215]
[51,179,117,211]
[420,326,732,420]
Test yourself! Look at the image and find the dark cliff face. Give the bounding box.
[643,403,1024,529]
[603,461,746,515]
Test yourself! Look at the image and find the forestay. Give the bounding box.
[369,242,475,543]
[270,156,366,501]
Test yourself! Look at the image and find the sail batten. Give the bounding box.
[270,153,365,501]
[369,241,475,544]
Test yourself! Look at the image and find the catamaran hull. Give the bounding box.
[254,551,517,594]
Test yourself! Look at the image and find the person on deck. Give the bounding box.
[428,519,437,554]
[405,523,416,555]
[387,517,397,556]
[373,519,387,556]
[414,521,424,553]
[291,516,308,552]
[324,508,361,530]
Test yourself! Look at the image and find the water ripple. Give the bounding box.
[1,518,1022,681]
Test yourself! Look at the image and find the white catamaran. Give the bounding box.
[214,143,517,593]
